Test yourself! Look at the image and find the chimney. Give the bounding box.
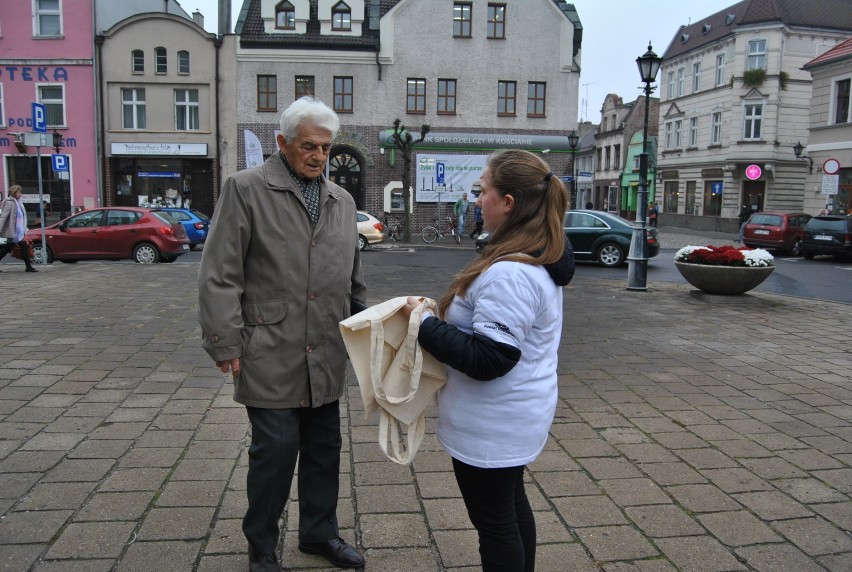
[192,10,204,29]
[219,0,232,35]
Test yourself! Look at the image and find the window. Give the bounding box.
[711,112,722,144]
[693,61,701,92]
[689,117,698,146]
[604,147,610,170]
[174,89,199,130]
[743,103,762,140]
[677,67,685,96]
[334,76,353,113]
[132,50,144,73]
[276,1,295,29]
[0,84,5,127]
[332,1,351,31]
[747,39,766,71]
[257,75,277,112]
[667,71,675,99]
[704,180,722,216]
[665,122,673,149]
[487,4,505,39]
[38,84,65,126]
[121,88,146,129]
[437,79,456,114]
[674,119,682,147]
[602,117,607,131]
[178,51,190,74]
[406,78,426,113]
[834,78,850,124]
[685,181,697,215]
[497,80,516,116]
[715,53,726,86]
[295,75,315,99]
[155,47,167,74]
[664,181,679,213]
[35,0,61,36]
[527,82,545,117]
[613,144,620,169]
[453,3,472,37]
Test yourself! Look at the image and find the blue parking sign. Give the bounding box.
[436,162,445,184]
[32,102,47,133]
[51,154,68,172]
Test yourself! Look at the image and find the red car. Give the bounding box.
[742,212,812,256]
[26,207,190,264]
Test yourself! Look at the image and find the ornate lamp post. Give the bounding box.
[627,43,663,291]
[567,129,579,207]
[792,141,813,174]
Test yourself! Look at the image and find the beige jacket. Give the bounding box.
[198,154,367,409]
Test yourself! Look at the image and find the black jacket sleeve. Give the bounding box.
[417,316,521,381]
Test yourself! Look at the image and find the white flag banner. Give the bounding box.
[244,129,264,169]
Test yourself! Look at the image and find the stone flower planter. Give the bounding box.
[674,262,775,295]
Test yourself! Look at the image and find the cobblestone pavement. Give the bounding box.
[0,251,849,571]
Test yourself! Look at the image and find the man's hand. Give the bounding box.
[215,358,241,379]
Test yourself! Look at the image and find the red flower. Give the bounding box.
[683,245,753,267]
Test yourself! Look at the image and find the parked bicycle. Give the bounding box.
[383,213,403,242]
[421,216,461,244]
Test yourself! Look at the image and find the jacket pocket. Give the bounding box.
[241,299,289,326]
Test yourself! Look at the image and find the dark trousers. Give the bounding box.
[452,458,536,572]
[243,401,342,555]
[0,239,35,269]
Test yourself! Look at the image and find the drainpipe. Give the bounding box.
[214,35,222,207]
[95,34,106,207]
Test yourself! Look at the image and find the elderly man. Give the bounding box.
[198,97,367,571]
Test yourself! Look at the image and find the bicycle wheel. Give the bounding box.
[452,226,461,244]
[390,228,402,242]
[421,226,439,243]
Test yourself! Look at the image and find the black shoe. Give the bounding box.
[298,537,364,569]
[25,267,38,272]
[248,544,281,572]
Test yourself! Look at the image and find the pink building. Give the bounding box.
[0,0,97,222]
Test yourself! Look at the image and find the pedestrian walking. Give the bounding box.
[454,192,470,236]
[0,185,38,272]
[402,149,574,571]
[197,97,367,572]
[737,203,750,242]
[469,204,483,238]
[648,202,659,227]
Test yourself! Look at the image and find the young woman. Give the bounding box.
[403,149,574,571]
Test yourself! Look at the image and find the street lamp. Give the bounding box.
[627,42,662,291]
[567,129,579,208]
[792,141,813,174]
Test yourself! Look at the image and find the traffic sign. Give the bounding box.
[745,164,762,180]
[823,158,840,175]
[712,182,723,195]
[436,162,445,184]
[32,102,47,133]
[51,154,68,172]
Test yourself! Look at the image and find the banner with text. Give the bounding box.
[415,154,487,203]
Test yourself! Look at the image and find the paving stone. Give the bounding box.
[574,525,659,562]
[773,478,847,503]
[665,484,741,513]
[354,461,414,486]
[116,540,202,572]
[675,448,738,469]
[203,518,244,554]
[361,513,431,548]
[16,482,96,511]
[810,501,852,531]
[156,480,227,507]
[74,491,155,522]
[136,507,216,541]
[773,517,852,556]
[817,552,852,572]
[0,509,72,543]
[414,471,459,499]
[735,543,827,572]
[598,478,670,506]
[700,468,772,493]
[44,521,136,559]
[31,559,114,571]
[0,544,44,572]
[732,491,813,521]
[639,462,706,486]
[356,484,421,513]
[0,450,65,473]
[67,439,134,459]
[422,498,473,530]
[738,457,808,480]
[41,458,115,482]
[625,505,705,537]
[552,495,628,528]
[535,469,601,497]
[578,457,642,480]
[432,529,480,568]
[697,510,784,546]
[655,536,747,571]
[98,468,170,492]
[118,447,183,468]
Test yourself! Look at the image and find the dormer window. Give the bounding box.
[725,13,735,25]
[276,1,296,30]
[332,2,351,31]
[702,23,711,35]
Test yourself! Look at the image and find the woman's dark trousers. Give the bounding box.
[243,401,342,555]
[452,457,536,571]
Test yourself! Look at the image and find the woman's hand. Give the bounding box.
[401,296,422,319]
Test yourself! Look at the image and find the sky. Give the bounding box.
[185,0,735,122]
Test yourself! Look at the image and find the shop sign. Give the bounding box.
[701,168,724,177]
[138,171,181,178]
[745,164,762,180]
[111,142,207,156]
[379,131,575,151]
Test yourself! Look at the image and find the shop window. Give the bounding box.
[35,0,61,36]
[664,181,679,213]
[453,3,471,37]
[178,50,190,75]
[174,89,199,130]
[437,79,456,114]
[132,49,144,73]
[332,1,351,31]
[276,1,296,29]
[497,80,515,116]
[406,78,426,114]
[527,82,545,117]
[487,4,505,39]
[155,47,167,74]
[121,88,146,130]
[6,155,71,218]
[334,76,353,113]
[257,75,277,112]
[295,75,315,99]
[703,180,722,216]
[685,181,697,215]
[37,84,65,127]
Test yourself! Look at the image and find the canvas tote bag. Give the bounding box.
[340,296,446,465]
